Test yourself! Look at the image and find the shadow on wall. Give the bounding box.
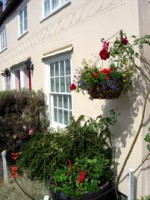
[101,65,150,161]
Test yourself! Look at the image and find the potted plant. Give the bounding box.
[49,110,118,200]
[50,156,115,200]
[70,30,150,99]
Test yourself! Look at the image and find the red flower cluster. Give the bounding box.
[99,41,110,60]
[11,152,19,160]
[70,83,77,91]
[78,171,86,183]
[10,152,19,179]
[121,37,128,45]
[100,68,111,75]
[11,166,18,178]
[93,73,99,77]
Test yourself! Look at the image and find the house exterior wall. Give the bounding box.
[0,0,150,197]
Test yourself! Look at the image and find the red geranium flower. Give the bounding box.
[106,76,110,80]
[103,41,109,50]
[100,68,111,75]
[70,83,77,91]
[121,37,128,45]
[99,49,110,60]
[93,73,99,77]
[11,152,19,160]
[11,166,18,171]
[78,171,86,183]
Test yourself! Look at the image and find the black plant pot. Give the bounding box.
[50,182,117,200]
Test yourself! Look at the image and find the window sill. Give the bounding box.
[40,1,71,23]
[0,47,7,54]
[18,30,28,40]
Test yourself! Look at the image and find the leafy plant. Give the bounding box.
[0,89,49,151]
[17,109,118,184]
[144,128,150,152]
[50,156,113,199]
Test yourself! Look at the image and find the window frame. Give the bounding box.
[42,0,70,19]
[18,4,28,37]
[0,27,7,52]
[47,53,72,127]
[12,65,32,91]
[2,75,11,91]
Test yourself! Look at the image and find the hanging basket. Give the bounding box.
[88,80,124,99]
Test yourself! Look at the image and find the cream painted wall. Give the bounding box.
[0,0,150,197]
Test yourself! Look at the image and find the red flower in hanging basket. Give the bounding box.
[70,83,77,91]
[93,73,99,77]
[121,37,128,45]
[99,49,110,60]
[100,68,111,75]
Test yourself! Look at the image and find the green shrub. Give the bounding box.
[17,110,118,182]
[0,89,49,151]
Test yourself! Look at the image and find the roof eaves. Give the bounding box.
[0,0,23,26]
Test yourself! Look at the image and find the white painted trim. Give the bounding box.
[128,168,134,200]
[42,45,73,59]
[44,195,49,200]
[2,150,8,183]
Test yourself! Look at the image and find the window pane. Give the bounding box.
[19,5,28,35]
[69,96,72,109]
[64,110,68,125]
[66,76,71,93]
[55,62,59,76]
[68,111,72,124]
[58,95,62,108]
[60,61,64,75]
[58,109,63,124]
[54,95,57,107]
[24,6,27,18]
[64,95,68,109]
[50,63,54,77]
[60,77,65,92]
[5,76,10,90]
[1,29,7,50]
[52,0,59,9]
[20,11,23,34]
[62,0,69,4]
[24,18,28,31]
[55,77,59,92]
[66,59,70,75]
[54,108,57,122]
[44,0,50,16]
[51,78,55,92]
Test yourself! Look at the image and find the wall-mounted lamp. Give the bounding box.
[25,58,34,71]
[4,68,11,76]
